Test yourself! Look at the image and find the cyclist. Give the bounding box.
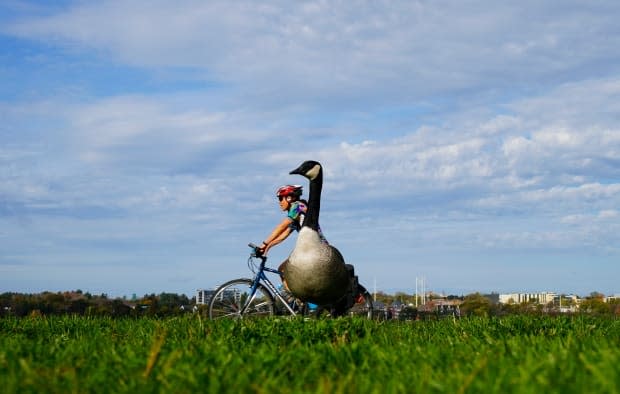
[258,184,325,304]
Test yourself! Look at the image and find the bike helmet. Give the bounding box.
[276,184,303,199]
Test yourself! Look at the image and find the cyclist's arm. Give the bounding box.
[261,218,294,255]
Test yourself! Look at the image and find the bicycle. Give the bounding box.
[208,243,374,319]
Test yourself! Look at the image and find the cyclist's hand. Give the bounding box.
[252,244,265,257]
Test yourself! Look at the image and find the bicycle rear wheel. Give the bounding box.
[348,285,374,319]
[208,279,275,319]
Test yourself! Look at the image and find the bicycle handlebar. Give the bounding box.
[248,243,265,258]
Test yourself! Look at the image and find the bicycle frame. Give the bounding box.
[243,250,299,316]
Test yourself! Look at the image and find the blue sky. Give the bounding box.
[1,1,619,298]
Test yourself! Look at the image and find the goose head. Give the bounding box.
[290,160,323,231]
[289,160,322,180]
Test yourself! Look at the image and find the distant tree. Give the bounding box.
[497,300,517,316]
[609,298,620,316]
[460,293,493,317]
[41,292,67,314]
[589,291,605,299]
[109,299,132,317]
[68,298,89,315]
[162,293,191,315]
[138,294,161,316]
[374,291,394,305]
[580,296,610,315]
[393,291,416,305]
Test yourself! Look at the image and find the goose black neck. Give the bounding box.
[303,170,322,230]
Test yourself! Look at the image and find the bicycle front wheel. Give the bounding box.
[208,279,275,320]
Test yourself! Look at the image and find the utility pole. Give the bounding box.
[415,276,427,307]
[373,277,377,302]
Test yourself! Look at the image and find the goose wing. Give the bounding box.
[329,245,345,264]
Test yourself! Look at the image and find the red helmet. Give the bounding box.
[276,184,303,199]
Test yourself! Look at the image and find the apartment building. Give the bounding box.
[499,292,556,304]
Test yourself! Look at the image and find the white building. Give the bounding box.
[499,292,556,305]
[196,289,217,305]
[605,294,620,303]
[196,287,241,305]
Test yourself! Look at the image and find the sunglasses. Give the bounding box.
[278,196,288,201]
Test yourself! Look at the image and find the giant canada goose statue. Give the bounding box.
[285,160,350,304]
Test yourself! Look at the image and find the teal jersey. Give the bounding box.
[287,201,328,243]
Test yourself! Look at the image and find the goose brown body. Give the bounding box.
[283,161,350,304]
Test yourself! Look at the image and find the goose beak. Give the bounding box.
[289,166,303,175]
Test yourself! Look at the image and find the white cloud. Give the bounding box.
[598,209,619,219]
[6,1,620,107]
[3,74,619,229]
[521,183,620,204]
[2,1,620,294]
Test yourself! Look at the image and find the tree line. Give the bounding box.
[2,290,618,318]
[374,291,620,320]
[0,290,192,318]
[445,292,620,318]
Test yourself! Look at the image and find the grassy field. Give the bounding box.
[1,315,619,393]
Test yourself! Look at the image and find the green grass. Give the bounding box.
[1,315,619,393]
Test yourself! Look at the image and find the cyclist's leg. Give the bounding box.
[277,258,297,305]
